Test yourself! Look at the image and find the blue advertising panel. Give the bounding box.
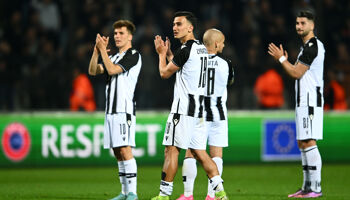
[262,120,300,161]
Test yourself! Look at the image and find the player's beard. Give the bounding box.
[298,29,310,38]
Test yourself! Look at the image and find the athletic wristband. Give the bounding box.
[279,56,286,63]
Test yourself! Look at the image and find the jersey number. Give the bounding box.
[207,68,215,95]
[303,117,309,128]
[198,57,207,88]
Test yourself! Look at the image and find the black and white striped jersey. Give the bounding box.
[171,40,208,118]
[102,48,142,115]
[295,37,325,108]
[204,54,234,121]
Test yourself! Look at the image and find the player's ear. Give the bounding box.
[188,25,193,33]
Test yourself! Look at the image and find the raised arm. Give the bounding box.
[268,43,308,79]
[88,39,104,76]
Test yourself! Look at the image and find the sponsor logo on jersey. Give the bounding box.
[196,48,208,54]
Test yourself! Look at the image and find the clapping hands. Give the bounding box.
[95,33,110,53]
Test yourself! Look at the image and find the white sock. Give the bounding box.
[304,146,322,192]
[210,175,224,193]
[118,161,127,195]
[182,158,197,196]
[207,157,223,197]
[159,180,173,196]
[300,149,310,191]
[124,158,137,194]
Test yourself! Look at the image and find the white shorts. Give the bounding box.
[206,120,228,147]
[162,113,206,150]
[295,106,323,140]
[104,113,136,149]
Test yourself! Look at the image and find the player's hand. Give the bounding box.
[154,35,167,55]
[102,35,109,46]
[96,34,108,51]
[268,43,287,61]
[165,37,173,57]
[102,36,111,53]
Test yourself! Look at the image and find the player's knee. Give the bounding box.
[209,147,223,158]
[298,139,317,149]
[190,149,207,162]
[184,149,194,158]
[164,146,180,158]
[114,146,133,160]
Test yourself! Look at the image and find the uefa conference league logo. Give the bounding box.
[1,122,31,162]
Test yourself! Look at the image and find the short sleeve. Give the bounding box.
[298,39,318,66]
[172,44,191,68]
[117,49,140,72]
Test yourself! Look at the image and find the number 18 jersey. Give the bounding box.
[171,40,208,118]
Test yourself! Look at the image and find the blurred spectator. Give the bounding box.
[0,39,16,111]
[0,0,349,111]
[324,70,348,111]
[333,42,350,108]
[254,67,284,109]
[70,67,96,112]
[31,0,61,31]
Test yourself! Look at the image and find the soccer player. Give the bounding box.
[88,20,141,200]
[152,11,228,200]
[177,28,234,200]
[268,11,325,198]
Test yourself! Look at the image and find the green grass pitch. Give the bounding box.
[1,163,349,200]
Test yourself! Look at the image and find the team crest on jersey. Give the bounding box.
[309,42,313,47]
[309,114,314,120]
[1,122,31,162]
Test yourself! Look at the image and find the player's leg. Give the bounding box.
[189,119,228,200]
[150,146,181,200]
[289,107,323,198]
[111,149,127,198]
[177,149,196,200]
[298,139,322,189]
[109,113,138,200]
[206,146,223,199]
[113,146,138,200]
[104,114,126,200]
[152,114,192,200]
[124,114,138,200]
[156,145,181,198]
[190,149,227,199]
[206,120,227,199]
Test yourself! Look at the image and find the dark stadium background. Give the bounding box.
[1,0,349,111]
[1,1,350,199]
